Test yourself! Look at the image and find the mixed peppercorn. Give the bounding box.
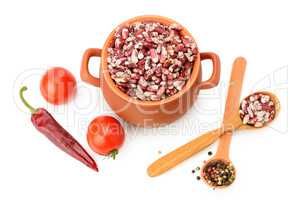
[201,160,236,187]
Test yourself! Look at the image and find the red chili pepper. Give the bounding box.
[19,86,98,172]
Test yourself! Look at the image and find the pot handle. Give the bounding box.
[80,48,102,87]
[198,52,221,89]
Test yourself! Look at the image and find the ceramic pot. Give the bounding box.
[81,15,221,127]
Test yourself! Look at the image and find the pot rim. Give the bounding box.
[101,15,201,106]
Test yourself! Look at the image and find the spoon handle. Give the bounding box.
[147,128,222,177]
[214,131,232,160]
[215,57,247,159]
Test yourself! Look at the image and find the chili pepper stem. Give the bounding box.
[109,149,118,160]
[19,86,38,114]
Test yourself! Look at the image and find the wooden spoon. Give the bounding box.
[201,91,280,187]
[148,90,280,177]
[147,57,247,177]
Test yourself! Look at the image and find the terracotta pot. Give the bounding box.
[80,15,221,127]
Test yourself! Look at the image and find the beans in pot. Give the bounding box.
[107,22,198,101]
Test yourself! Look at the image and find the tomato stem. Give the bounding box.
[19,86,38,114]
[109,149,118,160]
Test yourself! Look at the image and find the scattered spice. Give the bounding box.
[202,160,235,187]
[196,166,200,171]
[208,151,213,156]
[107,21,198,101]
[192,169,195,174]
[239,92,275,127]
[196,176,201,180]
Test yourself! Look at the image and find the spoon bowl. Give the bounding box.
[227,91,281,132]
[201,158,236,188]
[239,91,280,130]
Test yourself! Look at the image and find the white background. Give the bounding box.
[0,0,298,199]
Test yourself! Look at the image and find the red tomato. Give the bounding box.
[40,67,77,105]
[87,116,125,159]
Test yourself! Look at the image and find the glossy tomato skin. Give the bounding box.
[87,116,125,156]
[40,67,77,105]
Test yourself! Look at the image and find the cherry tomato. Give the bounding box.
[87,116,125,159]
[40,67,77,105]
